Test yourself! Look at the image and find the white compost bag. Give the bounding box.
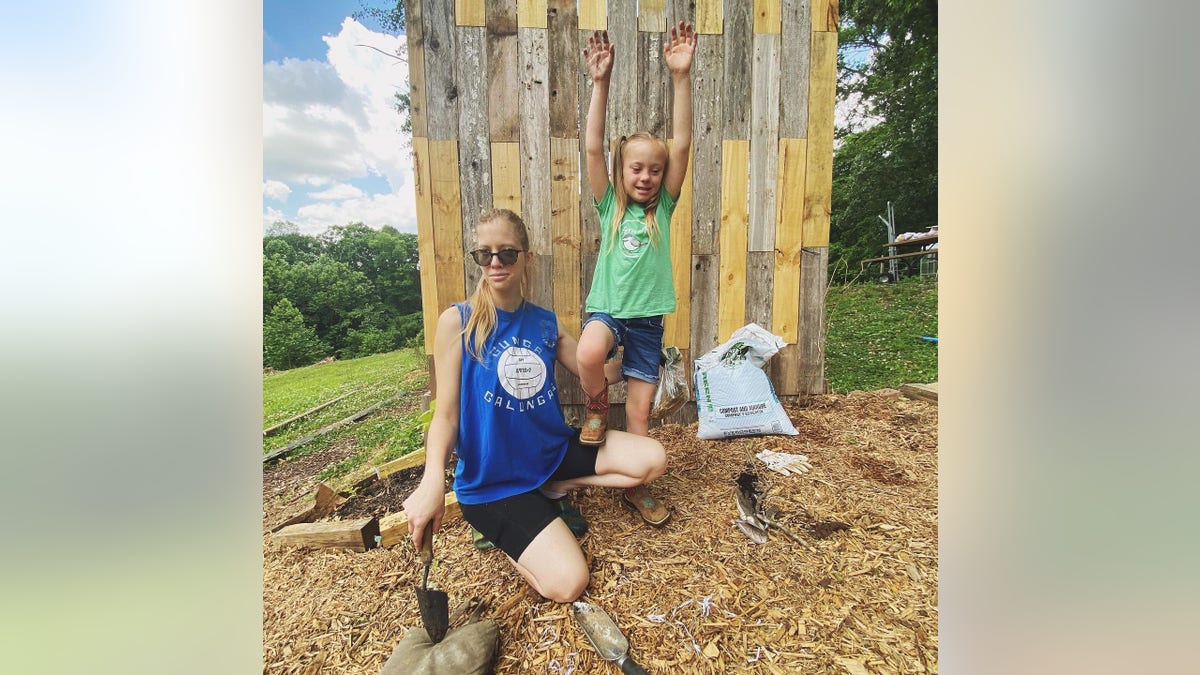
[694,323,799,440]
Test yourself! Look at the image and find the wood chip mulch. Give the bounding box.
[263,391,938,674]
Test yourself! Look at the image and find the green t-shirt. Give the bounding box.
[585,184,678,317]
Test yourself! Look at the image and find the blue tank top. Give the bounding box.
[453,301,575,504]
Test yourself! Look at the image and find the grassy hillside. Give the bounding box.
[824,277,938,392]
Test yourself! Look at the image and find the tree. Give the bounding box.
[263,298,329,370]
[831,0,938,278]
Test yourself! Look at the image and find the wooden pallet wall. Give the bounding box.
[407,0,837,423]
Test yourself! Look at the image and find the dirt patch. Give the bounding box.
[264,390,939,674]
[334,463,456,521]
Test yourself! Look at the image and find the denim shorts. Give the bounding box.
[582,313,664,384]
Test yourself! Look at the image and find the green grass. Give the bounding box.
[824,276,938,392]
[263,348,431,482]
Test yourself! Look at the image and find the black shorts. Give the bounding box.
[458,429,597,560]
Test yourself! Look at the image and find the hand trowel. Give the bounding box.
[414,521,449,643]
[572,601,648,674]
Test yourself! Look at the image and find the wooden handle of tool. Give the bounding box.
[419,521,434,565]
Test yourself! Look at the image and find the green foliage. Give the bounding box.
[832,0,938,271]
[263,224,424,369]
[824,276,938,392]
[263,298,330,370]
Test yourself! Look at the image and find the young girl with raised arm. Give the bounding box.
[577,22,696,527]
[402,209,666,603]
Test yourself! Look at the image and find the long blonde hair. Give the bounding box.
[462,208,532,361]
[608,132,669,253]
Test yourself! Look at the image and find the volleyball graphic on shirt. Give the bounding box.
[496,346,546,400]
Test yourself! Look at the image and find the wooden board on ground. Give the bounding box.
[272,517,380,552]
[378,492,463,548]
[900,382,938,403]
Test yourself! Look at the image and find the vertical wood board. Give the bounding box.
[578,0,606,31]
[797,246,827,393]
[754,0,782,33]
[779,0,811,137]
[745,250,773,331]
[769,343,801,396]
[802,30,836,246]
[813,0,838,32]
[490,142,522,213]
[550,137,582,336]
[457,26,492,294]
[637,31,668,139]
[772,137,806,342]
[606,1,637,137]
[518,27,554,308]
[412,137,438,355]
[456,0,485,26]
[404,0,428,138]
[689,254,720,361]
[721,0,752,140]
[639,0,667,32]
[690,34,723,255]
[518,0,547,28]
[664,144,693,350]
[717,139,749,342]
[429,140,467,310]
[696,0,723,34]
[578,32,601,308]
[423,0,459,141]
[486,1,520,142]
[548,0,579,136]
[748,32,780,252]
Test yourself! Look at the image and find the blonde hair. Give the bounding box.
[462,208,532,361]
[608,132,669,252]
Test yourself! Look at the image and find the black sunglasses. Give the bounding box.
[469,248,524,266]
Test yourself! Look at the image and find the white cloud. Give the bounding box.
[308,183,365,201]
[263,180,291,202]
[262,18,415,236]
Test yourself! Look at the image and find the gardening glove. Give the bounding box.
[755,449,812,476]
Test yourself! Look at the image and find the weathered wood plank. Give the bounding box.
[802,30,836,246]
[550,137,582,336]
[606,0,637,137]
[748,32,780,252]
[486,0,519,142]
[690,34,723,255]
[430,140,467,309]
[754,0,782,33]
[262,396,400,463]
[722,0,752,140]
[696,0,723,34]
[456,0,485,26]
[664,144,693,350]
[422,0,459,141]
[518,0,547,28]
[769,343,801,396]
[490,141,522,213]
[745,250,773,332]
[638,30,668,139]
[518,27,553,308]
[900,382,938,403]
[379,493,462,548]
[548,0,579,137]
[689,254,720,361]
[797,246,827,393]
[772,137,806,343]
[779,0,811,138]
[578,31,601,311]
[457,25,491,295]
[404,0,428,138]
[263,390,358,437]
[639,0,667,32]
[376,450,428,480]
[412,137,439,355]
[269,482,345,533]
[813,0,839,32]
[272,517,380,552]
[718,139,749,343]
[578,0,606,31]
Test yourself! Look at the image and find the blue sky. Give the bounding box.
[263,0,415,234]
